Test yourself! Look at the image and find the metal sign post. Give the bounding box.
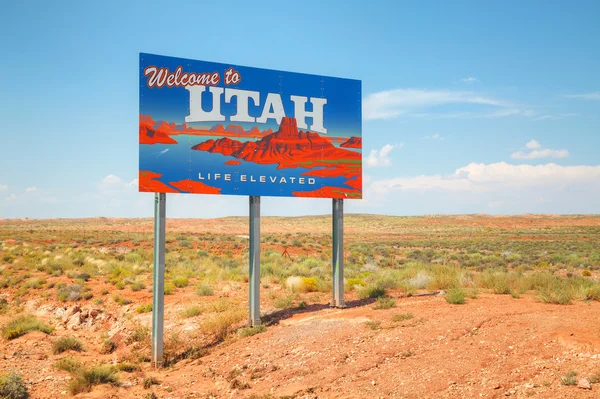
[152,193,166,368]
[332,198,345,308]
[249,196,261,326]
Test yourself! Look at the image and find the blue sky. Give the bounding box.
[1,0,599,218]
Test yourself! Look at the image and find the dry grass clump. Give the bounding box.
[68,365,119,395]
[52,336,84,354]
[200,308,246,341]
[2,315,54,340]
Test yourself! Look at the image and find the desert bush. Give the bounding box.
[238,325,266,337]
[172,277,189,288]
[364,320,381,330]
[68,365,119,395]
[164,282,176,295]
[357,284,386,299]
[273,295,294,309]
[0,371,29,399]
[130,281,145,292]
[143,376,160,389]
[582,270,592,277]
[561,371,578,386]
[54,358,81,374]
[200,309,245,341]
[100,338,118,354]
[2,314,54,340]
[372,297,396,310]
[0,298,8,314]
[346,278,366,290]
[196,283,214,296]
[392,313,414,322]
[57,284,82,302]
[135,304,153,314]
[181,306,202,318]
[52,336,84,354]
[115,363,139,373]
[445,288,466,305]
[24,277,46,289]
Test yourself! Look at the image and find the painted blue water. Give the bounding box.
[140,135,356,197]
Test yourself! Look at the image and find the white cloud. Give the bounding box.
[511,140,568,160]
[25,187,37,193]
[363,89,511,120]
[365,144,400,167]
[424,134,444,140]
[4,194,16,202]
[525,140,541,150]
[98,174,138,194]
[369,162,600,196]
[460,77,480,84]
[566,92,600,101]
[0,185,7,191]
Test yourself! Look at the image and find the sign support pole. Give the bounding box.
[249,196,261,326]
[332,198,345,308]
[152,193,166,368]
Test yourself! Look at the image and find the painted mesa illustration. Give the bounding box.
[139,53,362,199]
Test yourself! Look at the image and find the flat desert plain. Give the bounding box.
[0,214,599,398]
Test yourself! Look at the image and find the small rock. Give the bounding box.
[577,378,592,390]
[371,380,376,386]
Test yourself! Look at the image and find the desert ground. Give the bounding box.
[0,214,599,398]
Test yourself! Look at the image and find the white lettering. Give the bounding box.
[289,177,296,184]
[290,95,328,134]
[250,175,256,182]
[260,176,266,183]
[225,89,259,123]
[280,177,287,184]
[269,176,277,183]
[214,173,221,180]
[299,178,305,184]
[308,178,316,185]
[225,174,231,181]
[257,93,285,125]
[185,86,225,123]
[241,175,247,182]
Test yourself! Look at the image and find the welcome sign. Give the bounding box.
[139,53,362,199]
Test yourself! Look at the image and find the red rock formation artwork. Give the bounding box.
[139,115,178,145]
[139,171,221,194]
[340,136,362,148]
[169,180,221,194]
[224,160,242,165]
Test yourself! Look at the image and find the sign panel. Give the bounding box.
[139,53,362,199]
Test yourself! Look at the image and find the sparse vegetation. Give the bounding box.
[445,288,466,305]
[238,325,267,337]
[2,315,54,340]
[143,376,160,389]
[52,336,84,354]
[560,371,578,386]
[55,358,81,374]
[0,371,29,399]
[392,313,414,322]
[68,365,119,395]
[372,296,396,310]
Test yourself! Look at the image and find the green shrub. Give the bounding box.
[57,284,82,302]
[0,371,29,399]
[273,295,294,309]
[52,336,84,354]
[101,338,118,354]
[561,371,577,386]
[444,288,466,305]
[130,282,145,292]
[68,365,119,395]
[115,363,139,373]
[181,306,202,318]
[347,278,366,290]
[238,325,267,337]
[172,277,189,288]
[143,376,160,389]
[392,313,414,322]
[135,304,153,314]
[54,358,81,374]
[196,283,214,296]
[372,297,396,310]
[357,284,386,299]
[300,277,318,292]
[164,282,176,295]
[2,315,54,340]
